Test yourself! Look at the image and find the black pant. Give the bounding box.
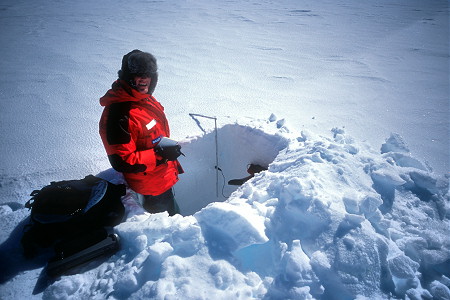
[138,188,180,216]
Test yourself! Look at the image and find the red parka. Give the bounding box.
[99,80,182,195]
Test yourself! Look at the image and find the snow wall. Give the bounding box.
[175,123,290,216]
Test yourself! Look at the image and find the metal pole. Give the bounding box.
[214,117,218,197]
[189,113,219,198]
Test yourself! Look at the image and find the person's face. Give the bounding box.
[133,75,151,94]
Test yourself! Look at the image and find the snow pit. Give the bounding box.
[175,123,290,216]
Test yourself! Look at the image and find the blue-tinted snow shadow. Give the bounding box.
[0,216,52,284]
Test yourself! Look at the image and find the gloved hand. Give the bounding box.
[154,137,184,162]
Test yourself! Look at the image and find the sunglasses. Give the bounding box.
[132,73,151,78]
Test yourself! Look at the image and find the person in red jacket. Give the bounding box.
[99,50,183,216]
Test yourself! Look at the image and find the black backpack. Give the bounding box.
[21,175,126,257]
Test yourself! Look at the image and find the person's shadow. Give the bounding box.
[0,214,79,295]
[0,214,53,285]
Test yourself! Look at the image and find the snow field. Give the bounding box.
[0,0,448,298]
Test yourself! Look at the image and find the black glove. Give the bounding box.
[155,137,184,162]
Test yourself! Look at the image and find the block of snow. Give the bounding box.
[381,133,410,154]
[195,202,269,253]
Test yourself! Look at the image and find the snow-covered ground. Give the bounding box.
[0,0,448,299]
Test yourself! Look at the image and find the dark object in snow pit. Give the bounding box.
[228,164,268,186]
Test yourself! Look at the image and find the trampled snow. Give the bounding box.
[0,0,448,299]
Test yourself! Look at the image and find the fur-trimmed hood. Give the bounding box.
[99,80,150,107]
[117,50,158,95]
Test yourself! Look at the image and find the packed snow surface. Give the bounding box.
[0,0,448,299]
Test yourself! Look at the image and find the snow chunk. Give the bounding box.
[134,235,148,252]
[283,240,315,283]
[385,152,428,170]
[269,113,277,122]
[408,170,439,195]
[148,242,174,263]
[310,250,331,270]
[0,205,13,215]
[381,133,410,154]
[195,202,268,254]
[266,240,322,299]
[114,265,140,293]
[276,118,286,128]
[388,254,419,279]
[388,254,421,295]
[209,260,236,290]
[429,280,450,300]
[43,275,86,299]
[343,193,360,214]
[371,167,407,187]
[360,195,383,218]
